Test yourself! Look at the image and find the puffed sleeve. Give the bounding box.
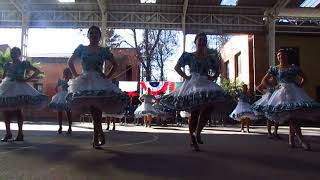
[102,47,114,61]
[267,66,277,76]
[73,44,84,58]
[22,60,31,69]
[176,52,191,67]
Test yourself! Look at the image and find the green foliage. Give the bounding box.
[28,57,45,80]
[0,48,12,76]
[220,77,244,100]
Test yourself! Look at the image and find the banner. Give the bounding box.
[140,81,169,95]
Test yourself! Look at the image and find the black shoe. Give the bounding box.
[66,129,72,134]
[301,142,311,151]
[99,134,105,146]
[57,127,62,134]
[1,134,12,142]
[190,135,200,152]
[92,142,102,149]
[196,135,204,144]
[14,134,24,141]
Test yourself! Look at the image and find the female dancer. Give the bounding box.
[0,47,47,141]
[261,49,320,150]
[48,68,73,134]
[161,32,226,151]
[230,84,256,133]
[67,26,129,149]
[134,88,157,127]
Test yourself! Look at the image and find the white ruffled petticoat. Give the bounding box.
[161,73,226,111]
[48,91,70,111]
[66,71,129,113]
[180,111,191,118]
[229,100,256,121]
[252,91,273,117]
[264,83,320,123]
[134,102,158,118]
[0,77,48,110]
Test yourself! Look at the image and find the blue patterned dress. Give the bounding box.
[229,92,256,121]
[66,44,130,113]
[48,79,70,111]
[263,65,320,123]
[161,52,226,111]
[0,61,48,110]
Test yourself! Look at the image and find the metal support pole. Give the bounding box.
[182,0,188,52]
[267,16,276,66]
[21,13,29,60]
[101,14,107,47]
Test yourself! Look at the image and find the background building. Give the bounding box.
[220,34,320,99]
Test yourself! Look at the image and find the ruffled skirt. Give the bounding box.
[263,83,320,123]
[48,91,70,111]
[134,102,158,118]
[66,71,130,113]
[252,92,273,117]
[180,111,191,118]
[229,101,256,121]
[161,73,226,111]
[0,78,48,110]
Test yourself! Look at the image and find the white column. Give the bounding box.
[267,16,276,66]
[21,13,29,59]
[101,13,107,47]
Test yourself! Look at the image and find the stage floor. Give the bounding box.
[0,122,319,180]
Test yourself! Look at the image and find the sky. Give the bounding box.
[0,28,217,82]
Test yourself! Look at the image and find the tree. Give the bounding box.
[216,35,232,50]
[105,29,122,48]
[0,48,11,77]
[132,29,162,81]
[153,31,178,81]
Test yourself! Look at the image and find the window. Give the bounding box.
[224,61,230,79]
[235,52,241,78]
[126,65,132,81]
[33,83,43,93]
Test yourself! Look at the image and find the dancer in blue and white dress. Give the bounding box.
[161,33,226,151]
[134,88,157,127]
[260,49,320,150]
[0,47,48,142]
[48,68,73,134]
[252,79,280,139]
[230,84,256,133]
[67,26,130,149]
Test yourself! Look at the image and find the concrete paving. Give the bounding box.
[0,122,319,180]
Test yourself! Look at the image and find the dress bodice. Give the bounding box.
[57,79,69,91]
[177,52,220,76]
[142,94,154,104]
[73,44,113,72]
[237,92,251,103]
[268,65,301,84]
[4,61,31,80]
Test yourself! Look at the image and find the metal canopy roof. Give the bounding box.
[0,0,319,34]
